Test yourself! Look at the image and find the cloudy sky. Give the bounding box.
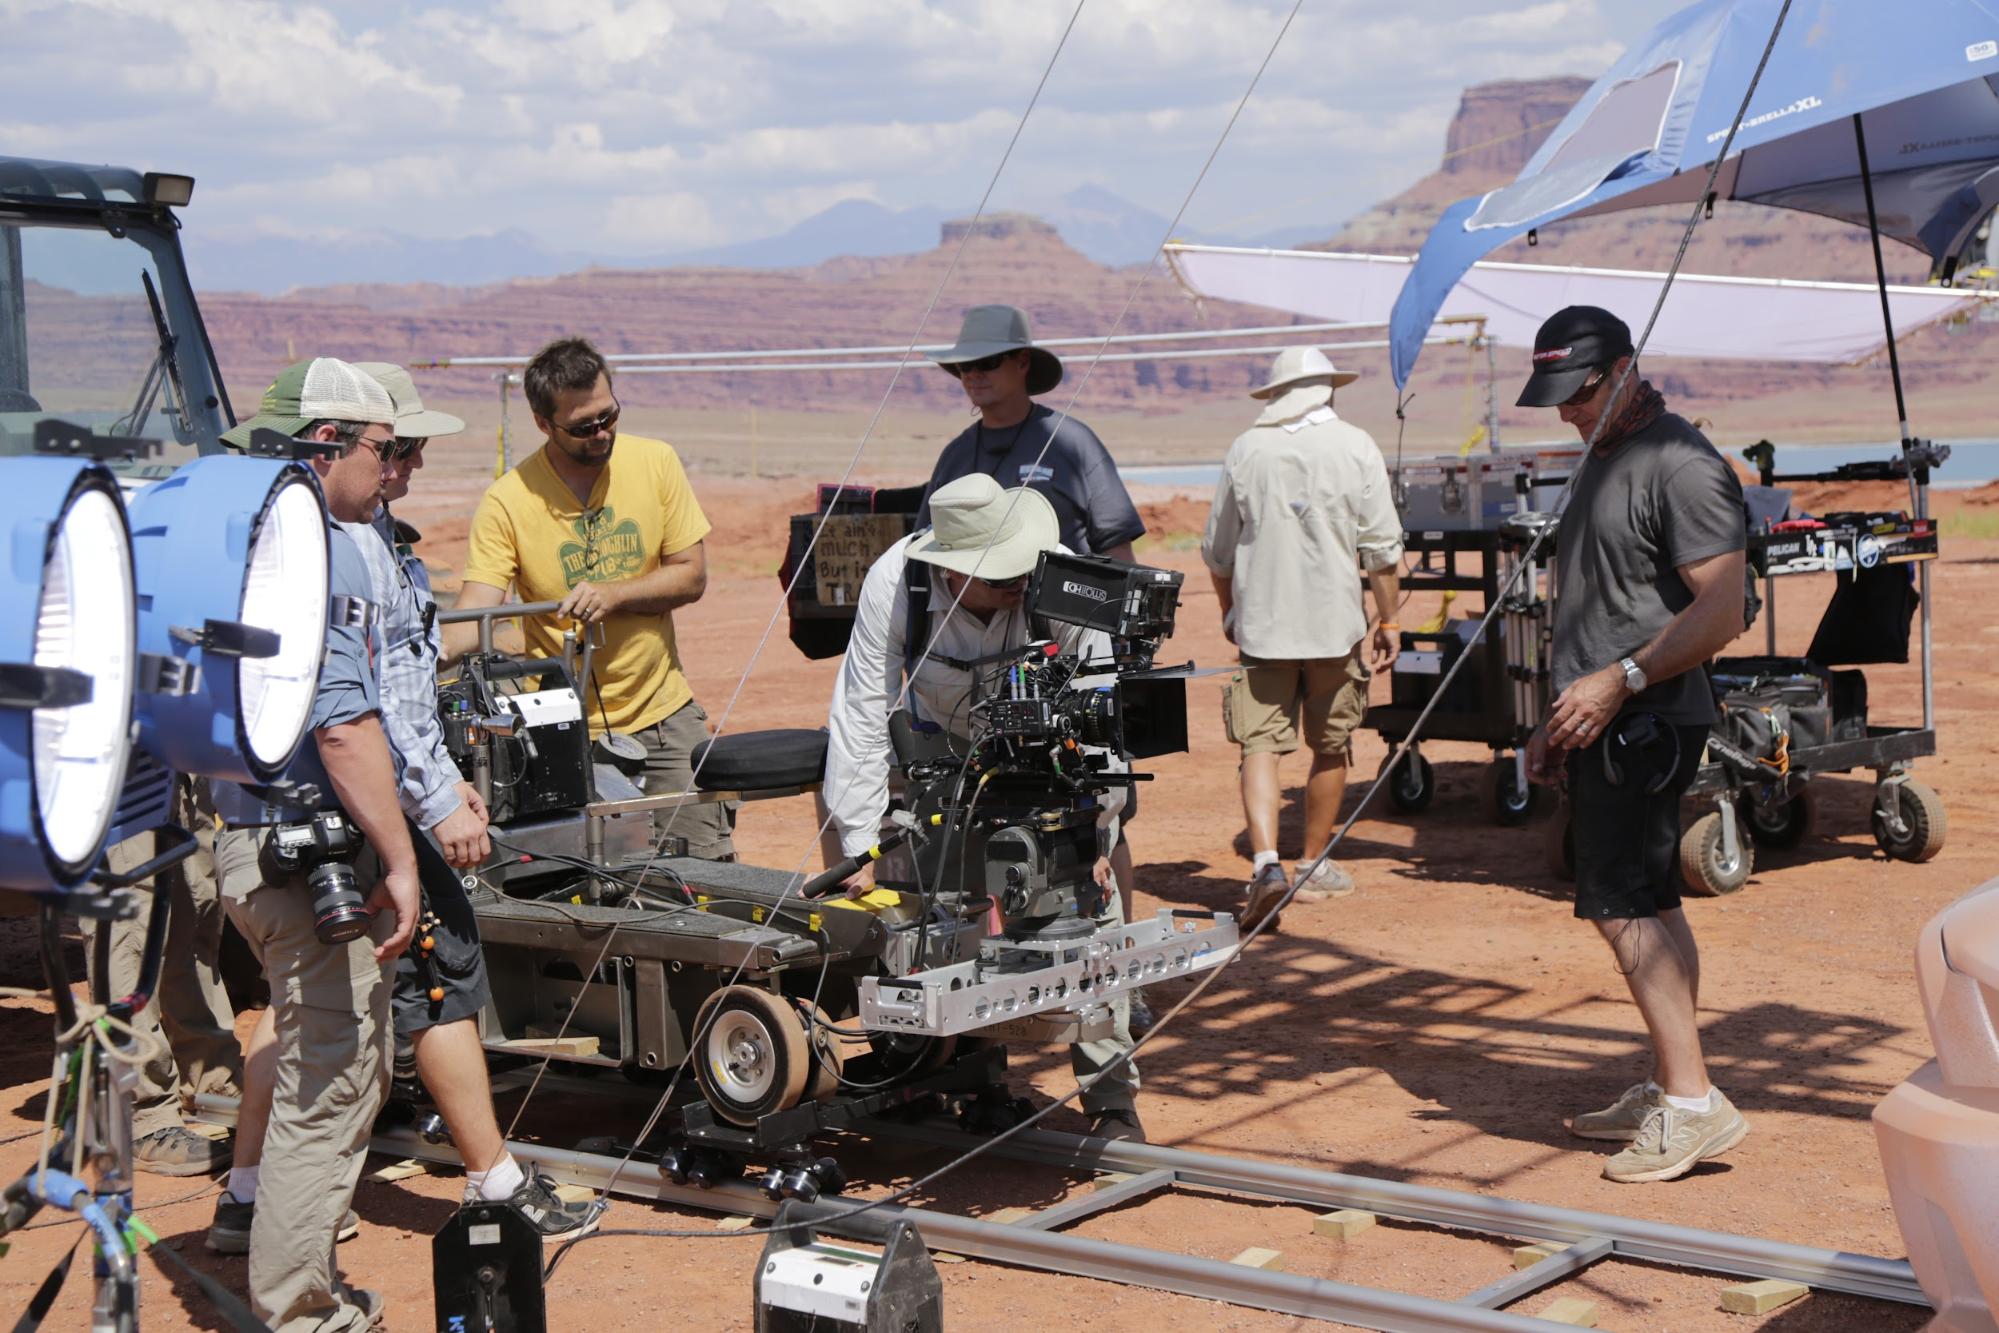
[2,0,1689,260]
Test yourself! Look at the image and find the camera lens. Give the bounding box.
[307,861,371,945]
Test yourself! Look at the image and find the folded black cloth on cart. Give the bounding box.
[1808,564,1918,666]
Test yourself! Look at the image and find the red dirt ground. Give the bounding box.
[0,469,1989,1332]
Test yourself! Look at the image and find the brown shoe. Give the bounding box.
[133,1125,232,1177]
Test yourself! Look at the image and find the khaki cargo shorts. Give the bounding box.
[1223,652,1369,758]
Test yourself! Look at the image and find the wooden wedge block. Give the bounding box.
[1720,1279,1809,1315]
[368,1158,430,1183]
[500,1034,600,1058]
[552,1183,596,1206]
[1229,1247,1284,1272]
[1312,1209,1377,1241]
[1090,1172,1137,1192]
[1513,1241,1564,1269]
[1536,1297,1599,1327]
[988,1207,1035,1225]
[715,1215,757,1232]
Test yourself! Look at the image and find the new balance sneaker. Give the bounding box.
[206,1193,359,1254]
[133,1125,232,1177]
[1602,1091,1749,1183]
[1292,859,1356,902]
[1568,1081,1668,1142]
[484,1169,602,1241]
[1241,863,1290,931]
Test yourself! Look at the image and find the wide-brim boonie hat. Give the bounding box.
[1250,345,1358,400]
[221,357,395,448]
[354,362,465,439]
[930,304,1064,396]
[905,474,1059,580]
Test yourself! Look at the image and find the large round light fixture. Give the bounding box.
[0,459,138,893]
[127,455,330,784]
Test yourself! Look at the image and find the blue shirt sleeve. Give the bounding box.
[311,525,380,732]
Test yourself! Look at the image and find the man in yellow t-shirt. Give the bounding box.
[451,336,734,858]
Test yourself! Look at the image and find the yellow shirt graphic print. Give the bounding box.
[463,434,711,735]
[559,507,647,588]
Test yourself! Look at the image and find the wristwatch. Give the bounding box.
[1619,656,1647,693]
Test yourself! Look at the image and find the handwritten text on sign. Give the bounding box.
[814,515,907,606]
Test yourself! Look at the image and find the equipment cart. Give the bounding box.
[1546,443,1950,895]
[1367,450,1577,825]
[1670,444,1948,895]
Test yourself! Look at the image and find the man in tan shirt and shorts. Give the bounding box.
[1202,348,1402,929]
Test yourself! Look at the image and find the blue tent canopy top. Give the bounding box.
[1390,0,1999,386]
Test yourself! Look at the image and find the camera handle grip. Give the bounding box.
[800,828,912,900]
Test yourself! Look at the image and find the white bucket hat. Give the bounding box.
[1250,346,1357,426]
[354,362,465,440]
[905,474,1059,581]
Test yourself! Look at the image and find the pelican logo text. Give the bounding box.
[1532,347,1574,363]
[1061,581,1110,602]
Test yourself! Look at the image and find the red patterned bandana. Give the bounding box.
[1594,378,1665,451]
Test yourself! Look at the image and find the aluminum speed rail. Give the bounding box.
[193,1093,1925,1330]
[857,1118,1926,1309]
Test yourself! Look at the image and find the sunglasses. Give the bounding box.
[1560,368,1609,408]
[975,572,1029,590]
[351,432,397,461]
[390,436,426,460]
[955,352,1018,375]
[552,403,621,439]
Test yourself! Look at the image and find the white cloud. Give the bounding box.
[0,0,1693,261]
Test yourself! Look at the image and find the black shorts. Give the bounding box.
[391,822,492,1037]
[1566,717,1709,920]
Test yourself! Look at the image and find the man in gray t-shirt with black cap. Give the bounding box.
[1518,305,1749,1186]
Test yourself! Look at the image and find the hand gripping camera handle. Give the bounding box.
[799,828,912,899]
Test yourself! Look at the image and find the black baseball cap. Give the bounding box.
[1516,305,1634,407]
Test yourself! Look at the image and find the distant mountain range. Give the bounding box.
[181,184,1330,295]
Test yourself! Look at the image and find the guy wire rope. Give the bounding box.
[545,0,1798,1267]
[541,0,1326,1268]
[498,0,1092,1169]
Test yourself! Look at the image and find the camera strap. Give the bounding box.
[901,540,933,680]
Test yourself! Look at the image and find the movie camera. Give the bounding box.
[433,549,1235,1152]
[853,550,1231,1042]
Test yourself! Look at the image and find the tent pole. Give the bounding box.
[1853,112,1934,731]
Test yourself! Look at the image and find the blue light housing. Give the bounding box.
[127,455,330,784]
[0,459,138,894]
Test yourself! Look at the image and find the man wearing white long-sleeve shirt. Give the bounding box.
[1203,348,1403,930]
[823,474,1145,1141]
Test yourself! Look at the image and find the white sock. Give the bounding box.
[1663,1087,1715,1113]
[469,1153,527,1202]
[1251,850,1281,873]
[227,1165,260,1203]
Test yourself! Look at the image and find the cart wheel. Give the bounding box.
[1680,811,1754,897]
[1740,787,1814,851]
[1382,751,1435,814]
[1478,758,1541,826]
[1871,779,1947,863]
[1543,800,1575,881]
[796,1000,844,1101]
[692,985,810,1126]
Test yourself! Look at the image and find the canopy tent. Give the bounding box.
[1387,0,1999,387]
[1165,242,1994,365]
